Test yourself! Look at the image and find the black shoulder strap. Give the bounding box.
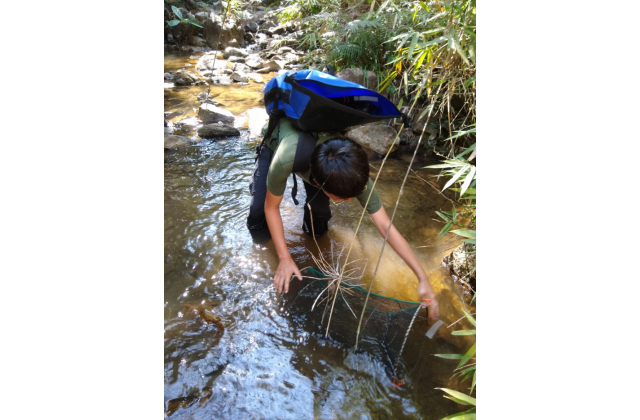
[290,131,318,205]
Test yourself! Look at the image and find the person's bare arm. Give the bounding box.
[264,189,302,294]
[369,205,440,320]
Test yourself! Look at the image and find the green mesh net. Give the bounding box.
[287,266,432,379]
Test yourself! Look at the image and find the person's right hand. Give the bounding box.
[273,256,302,294]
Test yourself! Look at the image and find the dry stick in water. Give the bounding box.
[354,82,446,351]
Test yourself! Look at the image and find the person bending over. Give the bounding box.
[247,119,440,320]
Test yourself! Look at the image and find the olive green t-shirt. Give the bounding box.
[261,119,382,214]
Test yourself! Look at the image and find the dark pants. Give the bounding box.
[247,145,332,237]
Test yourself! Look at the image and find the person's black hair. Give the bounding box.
[310,138,369,198]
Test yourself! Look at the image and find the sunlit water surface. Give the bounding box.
[165,48,475,419]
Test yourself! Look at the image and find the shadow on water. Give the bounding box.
[165,49,475,419]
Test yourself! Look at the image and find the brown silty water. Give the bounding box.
[164,48,476,419]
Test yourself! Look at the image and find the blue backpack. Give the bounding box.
[260,69,405,204]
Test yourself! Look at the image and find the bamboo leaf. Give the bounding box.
[437,388,476,406]
[455,142,476,158]
[441,412,476,420]
[438,222,452,240]
[452,329,476,335]
[464,75,476,88]
[403,72,409,97]
[171,5,183,19]
[413,49,428,71]
[452,31,470,66]
[447,129,476,142]
[444,395,473,405]
[407,32,419,59]
[452,205,457,224]
[433,353,464,359]
[453,365,476,377]
[459,166,476,196]
[470,371,476,393]
[451,229,475,239]
[456,343,476,369]
[442,165,469,191]
[461,307,476,327]
[418,103,434,120]
[435,211,451,222]
[461,370,475,382]
[460,239,476,244]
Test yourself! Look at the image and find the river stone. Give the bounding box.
[345,124,399,155]
[228,55,245,63]
[174,69,200,86]
[165,134,191,149]
[223,47,248,59]
[284,53,299,63]
[245,55,262,68]
[230,71,249,83]
[223,69,233,75]
[195,55,227,71]
[278,46,293,53]
[164,72,174,80]
[245,21,258,33]
[204,13,245,49]
[188,36,207,47]
[246,73,263,83]
[208,75,233,86]
[198,123,240,138]
[336,68,378,89]
[266,25,285,36]
[195,11,208,21]
[198,103,235,124]
[261,60,281,71]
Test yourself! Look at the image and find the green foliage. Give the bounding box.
[169,5,204,28]
[434,307,476,419]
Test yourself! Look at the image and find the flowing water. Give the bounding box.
[164,48,476,419]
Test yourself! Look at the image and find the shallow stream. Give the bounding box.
[164,48,475,419]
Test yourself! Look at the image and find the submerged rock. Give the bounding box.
[345,124,399,155]
[198,103,235,124]
[164,134,192,149]
[197,123,240,138]
[230,71,249,83]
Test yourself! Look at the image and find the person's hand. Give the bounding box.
[418,278,440,321]
[273,256,302,294]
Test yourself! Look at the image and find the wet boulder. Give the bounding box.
[198,123,241,138]
[255,60,281,73]
[228,55,246,63]
[164,134,192,149]
[245,54,263,69]
[198,103,235,124]
[336,68,378,89]
[266,25,286,36]
[223,47,248,59]
[195,55,227,72]
[174,69,200,86]
[345,124,399,155]
[245,21,258,33]
[230,71,249,83]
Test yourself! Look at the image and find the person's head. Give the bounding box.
[310,138,369,202]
